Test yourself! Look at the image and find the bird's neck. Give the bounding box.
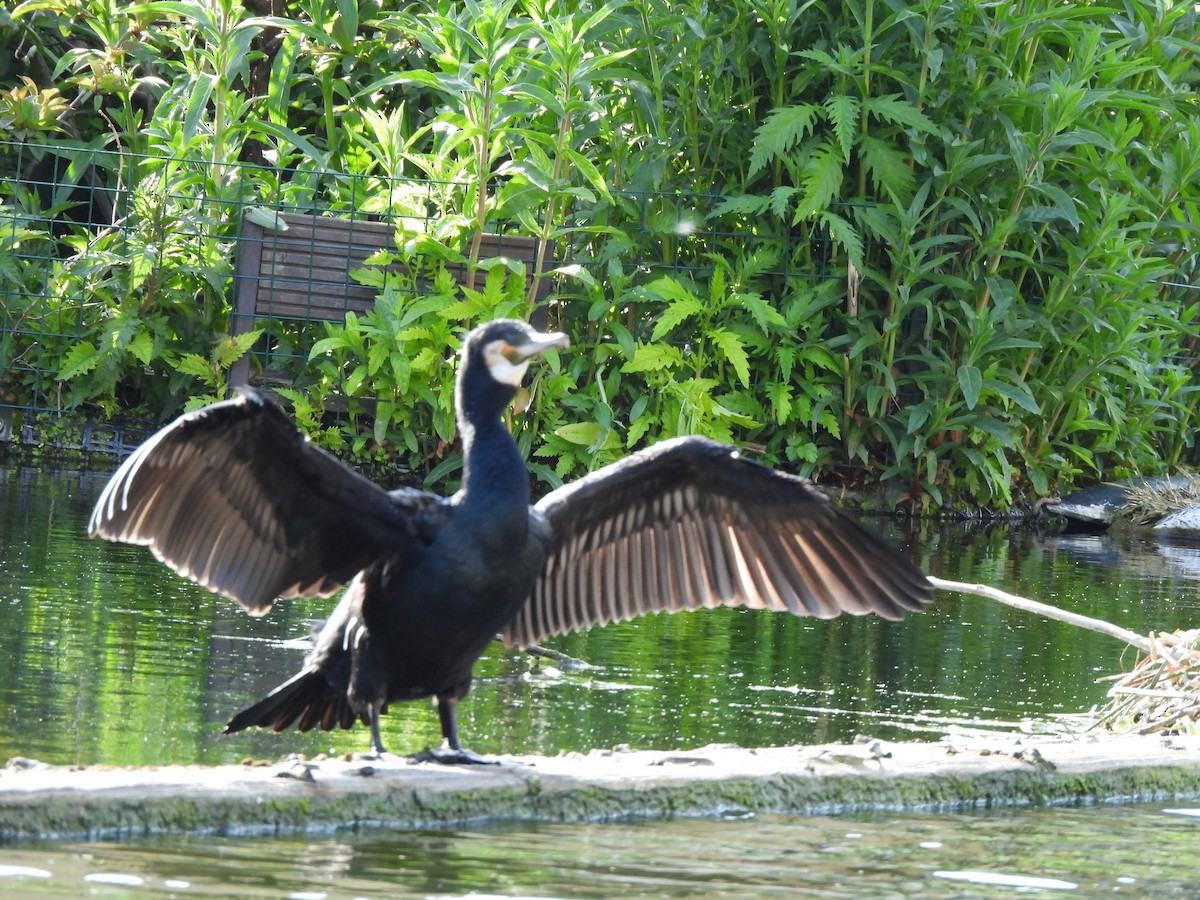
[459,413,530,513]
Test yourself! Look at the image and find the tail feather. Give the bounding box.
[222,669,366,736]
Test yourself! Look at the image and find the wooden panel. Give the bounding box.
[229,211,554,387]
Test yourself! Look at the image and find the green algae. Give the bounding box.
[3,740,1200,842]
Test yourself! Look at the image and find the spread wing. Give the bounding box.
[503,436,932,647]
[88,388,442,616]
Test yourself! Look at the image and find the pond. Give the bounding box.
[2,464,1200,896]
[1,806,1199,897]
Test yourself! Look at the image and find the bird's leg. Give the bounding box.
[367,702,389,759]
[407,696,499,766]
[358,701,402,761]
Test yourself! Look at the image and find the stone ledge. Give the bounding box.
[2,733,1198,841]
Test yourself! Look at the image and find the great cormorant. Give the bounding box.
[89,319,932,763]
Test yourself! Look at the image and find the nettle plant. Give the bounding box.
[619,254,843,466]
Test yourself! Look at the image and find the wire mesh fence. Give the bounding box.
[1,140,839,455]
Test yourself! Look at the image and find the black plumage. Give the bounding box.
[89,318,932,763]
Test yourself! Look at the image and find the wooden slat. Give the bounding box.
[229,211,554,387]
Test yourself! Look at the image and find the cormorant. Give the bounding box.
[89,319,932,763]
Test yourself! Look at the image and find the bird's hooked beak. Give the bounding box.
[503,329,570,364]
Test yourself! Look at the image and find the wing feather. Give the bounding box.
[504,435,932,646]
[88,389,442,615]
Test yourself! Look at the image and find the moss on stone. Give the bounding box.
[3,737,1199,841]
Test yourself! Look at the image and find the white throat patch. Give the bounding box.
[483,340,531,387]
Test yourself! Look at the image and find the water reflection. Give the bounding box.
[5,466,1200,896]
[2,465,1199,767]
[0,805,1197,897]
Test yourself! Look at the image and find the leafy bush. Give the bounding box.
[1,0,1197,508]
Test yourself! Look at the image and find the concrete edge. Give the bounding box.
[1,733,1198,841]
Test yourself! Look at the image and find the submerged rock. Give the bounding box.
[1154,506,1200,538]
[1046,476,1198,533]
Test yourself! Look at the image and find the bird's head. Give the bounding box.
[456,319,570,426]
[463,319,570,388]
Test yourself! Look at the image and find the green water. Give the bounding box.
[3,465,1197,765]
[2,464,1200,896]
[0,806,1198,897]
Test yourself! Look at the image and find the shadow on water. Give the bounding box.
[2,465,1200,895]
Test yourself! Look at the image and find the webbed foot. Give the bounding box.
[407,744,502,766]
[361,748,402,763]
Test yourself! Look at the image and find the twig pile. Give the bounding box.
[1122,475,1200,524]
[1094,630,1200,735]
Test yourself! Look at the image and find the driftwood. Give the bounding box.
[927,576,1156,654]
[930,576,1200,734]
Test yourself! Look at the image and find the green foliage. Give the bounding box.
[174,329,264,411]
[0,77,70,141]
[2,0,1198,507]
[619,254,844,464]
[301,237,552,479]
[705,0,1200,507]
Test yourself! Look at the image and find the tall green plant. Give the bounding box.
[4,0,1198,509]
[382,0,534,289]
[505,0,629,312]
[710,0,1199,506]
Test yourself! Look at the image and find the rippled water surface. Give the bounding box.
[1,805,1199,897]
[5,466,1200,764]
[2,464,1200,896]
